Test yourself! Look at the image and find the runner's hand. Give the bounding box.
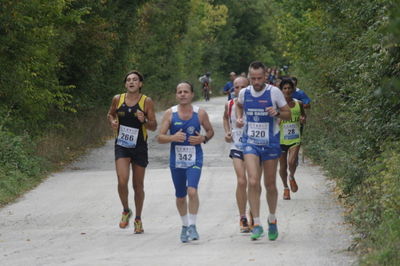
[300,115,306,124]
[266,107,278,117]
[136,110,145,123]
[189,131,204,145]
[236,118,244,128]
[172,129,186,143]
[111,120,119,130]
[225,131,233,143]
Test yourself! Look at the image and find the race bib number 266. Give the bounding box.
[117,125,139,148]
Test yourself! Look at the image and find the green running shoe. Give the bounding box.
[268,220,278,241]
[119,209,132,228]
[250,225,264,240]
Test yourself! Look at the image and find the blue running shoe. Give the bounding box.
[188,224,199,240]
[268,220,278,241]
[250,225,264,240]
[180,226,189,243]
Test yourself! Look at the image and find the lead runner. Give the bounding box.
[236,61,291,241]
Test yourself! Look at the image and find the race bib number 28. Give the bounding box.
[283,123,299,140]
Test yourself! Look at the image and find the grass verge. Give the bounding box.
[0,108,112,206]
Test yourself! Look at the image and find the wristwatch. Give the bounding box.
[203,135,209,144]
[275,111,280,117]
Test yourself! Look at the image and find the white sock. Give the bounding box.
[268,214,277,223]
[188,213,197,225]
[181,214,189,227]
[253,217,261,226]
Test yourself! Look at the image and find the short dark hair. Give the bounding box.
[177,81,194,92]
[124,70,144,83]
[249,61,266,72]
[291,77,298,83]
[279,78,295,90]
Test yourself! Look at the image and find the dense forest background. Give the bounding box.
[1,0,399,264]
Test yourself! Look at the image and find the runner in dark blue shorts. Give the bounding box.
[157,81,214,243]
[236,61,291,241]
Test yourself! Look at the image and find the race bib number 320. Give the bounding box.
[117,125,139,148]
[247,122,269,145]
[175,145,196,168]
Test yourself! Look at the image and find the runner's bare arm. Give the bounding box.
[107,95,120,130]
[157,109,173,144]
[223,102,232,143]
[143,97,157,131]
[198,108,214,144]
[157,109,186,144]
[277,104,291,120]
[235,101,244,128]
[299,101,307,124]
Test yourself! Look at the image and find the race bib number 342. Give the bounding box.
[175,145,196,168]
[117,125,139,148]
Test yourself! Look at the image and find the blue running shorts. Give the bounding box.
[243,144,281,161]
[170,165,202,198]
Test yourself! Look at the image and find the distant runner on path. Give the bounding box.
[278,79,306,200]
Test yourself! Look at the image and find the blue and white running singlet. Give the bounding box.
[170,105,203,169]
[242,86,280,149]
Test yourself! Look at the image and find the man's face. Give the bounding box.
[282,83,294,98]
[249,68,266,91]
[229,72,236,81]
[176,83,194,104]
[125,73,142,93]
[233,78,249,97]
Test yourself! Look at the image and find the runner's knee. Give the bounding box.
[117,176,129,186]
[132,183,144,192]
[248,178,260,188]
[187,187,198,198]
[237,177,247,188]
[176,197,186,204]
[264,181,277,192]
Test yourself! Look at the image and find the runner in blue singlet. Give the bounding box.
[157,81,214,243]
[236,61,291,241]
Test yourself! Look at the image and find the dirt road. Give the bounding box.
[0,97,355,266]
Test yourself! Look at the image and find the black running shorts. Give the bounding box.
[115,144,148,168]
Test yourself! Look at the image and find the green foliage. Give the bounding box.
[0,0,84,133]
[268,0,400,263]
[357,142,400,265]
[0,127,43,205]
